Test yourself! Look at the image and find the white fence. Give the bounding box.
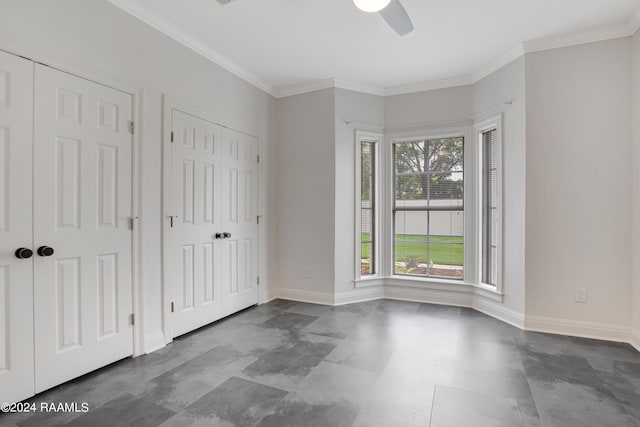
[362,199,464,237]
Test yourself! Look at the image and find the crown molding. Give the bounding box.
[335,79,386,96]
[274,79,337,98]
[106,0,276,96]
[108,1,640,99]
[628,7,640,35]
[274,78,385,99]
[523,21,634,54]
[272,11,640,100]
[471,44,525,83]
[383,75,473,96]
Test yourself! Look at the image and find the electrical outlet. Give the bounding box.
[575,288,587,303]
[303,268,311,279]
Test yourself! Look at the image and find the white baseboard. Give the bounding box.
[335,286,384,305]
[472,296,525,329]
[631,328,640,352]
[271,286,639,352]
[276,288,335,306]
[144,331,166,354]
[260,287,279,304]
[525,315,631,343]
[384,284,473,307]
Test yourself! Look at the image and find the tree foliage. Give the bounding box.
[360,141,374,201]
[394,137,464,200]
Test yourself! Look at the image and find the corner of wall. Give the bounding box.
[524,316,632,343]
[335,286,384,305]
[632,21,640,352]
[472,296,525,329]
[632,328,640,352]
[144,331,166,354]
[261,286,279,304]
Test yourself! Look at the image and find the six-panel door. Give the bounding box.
[0,50,35,404]
[33,64,134,393]
[169,110,258,338]
[221,128,258,317]
[170,110,224,337]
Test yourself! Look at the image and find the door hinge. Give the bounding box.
[171,131,175,143]
[257,155,260,163]
[128,217,137,230]
[171,302,175,313]
[257,215,260,225]
[129,121,134,134]
[257,276,260,285]
[129,313,135,325]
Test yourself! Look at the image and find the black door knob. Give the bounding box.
[15,248,33,259]
[215,232,224,239]
[37,246,55,257]
[223,232,231,239]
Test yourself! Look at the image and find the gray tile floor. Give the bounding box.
[2,299,640,427]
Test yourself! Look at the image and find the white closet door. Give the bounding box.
[170,110,223,337]
[221,128,258,316]
[33,65,133,393]
[0,51,35,403]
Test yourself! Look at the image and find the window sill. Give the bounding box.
[353,277,384,288]
[472,283,504,302]
[385,275,473,292]
[353,275,505,303]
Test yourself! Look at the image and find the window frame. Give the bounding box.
[385,126,473,284]
[391,135,465,281]
[474,115,503,292]
[355,130,383,281]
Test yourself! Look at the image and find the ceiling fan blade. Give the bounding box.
[379,0,414,36]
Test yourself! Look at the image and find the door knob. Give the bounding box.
[37,246,55,257]
[223,232,231,239]
[15,248,33,259]
[215,232,224,239]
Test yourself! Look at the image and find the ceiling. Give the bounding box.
[108,0,640,97]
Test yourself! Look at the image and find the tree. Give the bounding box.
[394,137,463,201]
[360,141,374,201]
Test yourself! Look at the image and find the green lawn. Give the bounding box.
[361,233,463,266]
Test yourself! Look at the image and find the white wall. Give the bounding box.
[384,85,473,129]
[525,38,633,329]
[0,0,277,351]
[632,29,640,343]
[473,57,527,317]
[276,89,336,297]
[334,89,384,296]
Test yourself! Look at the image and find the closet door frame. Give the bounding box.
[161,95,262,345]
[0,47,145,357]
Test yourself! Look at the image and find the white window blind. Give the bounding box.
[360,140,376,275]
[482,129,498,286]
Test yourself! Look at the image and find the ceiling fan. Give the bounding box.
[354,0,414,36]
[216,0,414,36]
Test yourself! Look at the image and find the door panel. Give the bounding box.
[221,129,258,316]
[33,64,133,393]
[0,50,34,403]
[170,110,223,337]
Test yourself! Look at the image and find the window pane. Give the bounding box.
[482,129,498,286]
[394,211,464,279]
[394,138,464,209]
[361,140,375,275]
[393,136,464,281]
